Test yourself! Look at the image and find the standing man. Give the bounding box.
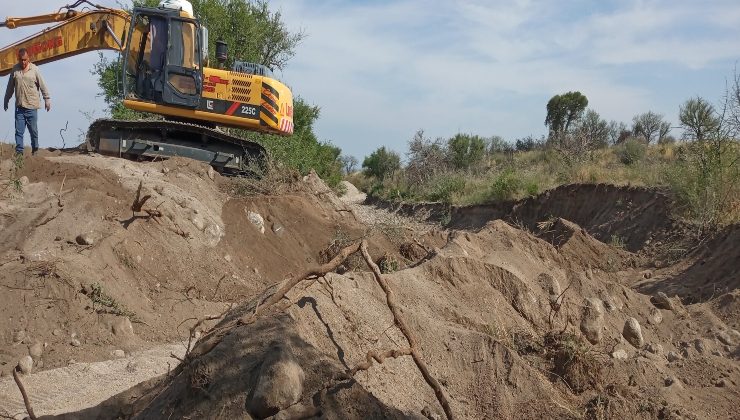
[3,48,51,156]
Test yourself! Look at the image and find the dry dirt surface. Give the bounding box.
[0,145,738,419]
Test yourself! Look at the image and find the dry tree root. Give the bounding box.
[186,242,363,362]
[180,305,234,360]
[57,174,66,207]
[13,366,36,420]
[182,240,455,419]
[240,241,361,323]
[131,181,152,213]
[347,347,412,376]
[360,241,455,420]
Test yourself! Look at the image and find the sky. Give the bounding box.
[1,0,739,160]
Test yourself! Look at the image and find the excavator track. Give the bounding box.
[86,118,267,176]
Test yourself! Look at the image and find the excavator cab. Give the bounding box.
[123,4,205,109]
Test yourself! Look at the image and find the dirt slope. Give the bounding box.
[0,149,404,386]
[1,146,738,420]
[69,218,739,420]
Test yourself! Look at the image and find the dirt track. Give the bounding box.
[0,147,738,419]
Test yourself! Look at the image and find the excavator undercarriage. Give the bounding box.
[87,119,267,176]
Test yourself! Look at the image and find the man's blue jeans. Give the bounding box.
[15,106,38,154]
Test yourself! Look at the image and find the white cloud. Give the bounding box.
[273,0,739,158]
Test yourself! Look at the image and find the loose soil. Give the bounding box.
[0,145,737,419]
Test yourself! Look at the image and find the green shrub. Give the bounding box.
[488,170,521,201]
[617,138,647,165]
[425,175,466,203]
[663,140,740,227]
[363,146,401,181]
[524,180,540,196]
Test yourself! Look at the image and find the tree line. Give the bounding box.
[361,88,735,180]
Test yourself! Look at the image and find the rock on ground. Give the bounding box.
[623,317,644,348]
[29,342,43,359]
[112,317,134,338]
[647,307,663,325]
[247,344,305,418]
[18,356,33,374]
[650,292,674,310]
[580,297,605,344]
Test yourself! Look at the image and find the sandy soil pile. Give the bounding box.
[0,146,407,416]
[0,145,737,419]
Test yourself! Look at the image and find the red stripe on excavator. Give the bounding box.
[226,102,240,116]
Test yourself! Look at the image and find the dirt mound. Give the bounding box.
[63,219,738,420]
[339,180,366,204]
[535,217,637,272]
[0,152,403,383]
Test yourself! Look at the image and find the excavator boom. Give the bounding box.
[0,8,129,76]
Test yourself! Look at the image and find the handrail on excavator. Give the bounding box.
[1,1,114,29]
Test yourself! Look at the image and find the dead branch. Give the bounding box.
[548,280,574,329]
[348,347,412,376]
[212,274,226,300]
[360,241,454,420]
[13,366,37,420]
[57,174,66,207]
[239,241,362,325]
[131,181,152,213]
[181,240,454,420]
[187,242,362,362]
[182,305,233,359]
[413,237,432,254]
[170,222,191,239]
[35,209,63,228]
[144,209,163,221]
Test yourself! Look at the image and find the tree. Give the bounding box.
[447,133,486,170]
[679,97,719,141]
[545,91,588,139]
[405,130,448,185]
[575,109,609,149]
[728,68,740,137]
[192,0,304,71]
[339,155,358,174]
[264,97,343,185]
[515,136,541,152]
[607,121,629,145]
[632,111,671,144]
[362,147,401,181]
[487,135,512,154]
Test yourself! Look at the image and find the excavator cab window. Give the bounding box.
[123,7,202,108]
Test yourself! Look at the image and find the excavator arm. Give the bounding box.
[0,2,130,76]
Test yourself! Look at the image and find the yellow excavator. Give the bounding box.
[1,0,294,174]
